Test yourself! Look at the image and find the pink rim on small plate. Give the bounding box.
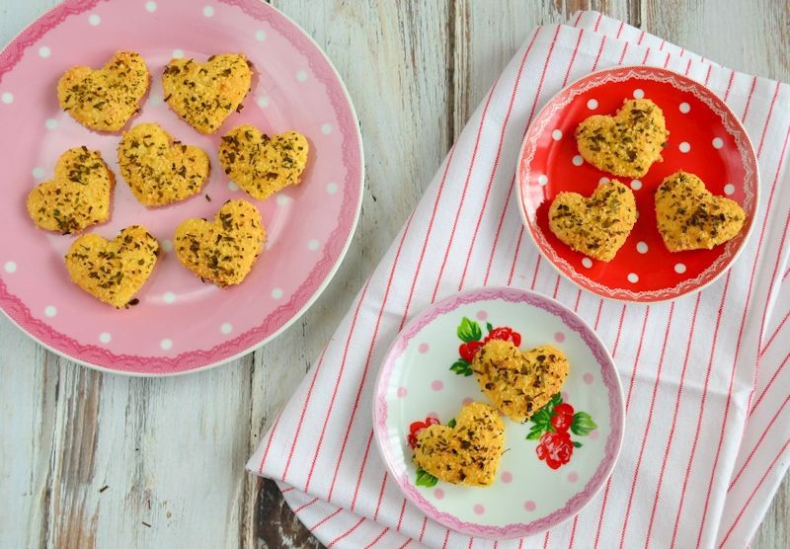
[0,0,363,375]
[373,287,625,539]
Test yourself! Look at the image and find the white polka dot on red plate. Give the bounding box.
[679,102,691,114]
[538,175,548,186]
[99,332,111,344]
[160,338,173,350]
[271,288,283,299]
[636,241,648,254]
[568,471,579,483]
[145,1,157,12]
[552,129,562,140]
[633,89,645,99]
[724,183,735,195]
[679,142,691,153]
[321,123,332,135]
[675,263,687,274]
[712,137,724,149]
[582,257,593,269]
[227,181,239,192]
[524,501,536,512]
[38,46,51,58]
[296,70,308,82]
[473,505,485,515]
[172,49,184,59]
[630,179,642,190]
[255,30,266,41]
[501,471,513,483]
[397,387,407,398]
[572,155,584,166]
[163,291,176,304]
[161,239,173,252]
[418,342,429,353]
[4,261,16,273]
[1,92,13,104]
[587,98,598,109]
[203,6,214,17]
[221,322,232,334]
[434,488,444,500]
[308,239,320,251]
[599,177,610,185]
[326,182,338,195]
[627,273,639,283]
[431,380,444,391]
[554,331,565,343]
[583,373,594,384]
[44,306,57,317]
[256,96,269,108]
[88,14,101,26]
[45,118,58,130]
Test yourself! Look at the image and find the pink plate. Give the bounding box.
[0,0,363,375]
[373,288,624,539]
[516,66,758,302]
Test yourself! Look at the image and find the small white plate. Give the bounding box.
[373,287,624,539]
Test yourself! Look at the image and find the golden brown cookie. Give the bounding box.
[413,402,505,487]
[575,98,669,178]
[218,125,309,200]
[58,51,149,132]
[26,147,114,235]
[548,180,637,262]
[655,171,746,252]
[472,339,569,423]
[118,122,210,207]
[162,53,252,134]
[174,199,265,287]
[65,225,159,308]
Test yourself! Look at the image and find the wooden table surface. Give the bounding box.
[0,1,787,547]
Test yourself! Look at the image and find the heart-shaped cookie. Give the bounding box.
[575,98,669,178]
[174,199,265,287]
[548,180,637,262]
[26,147,114,235]
[413,402,505,487]
[65,225,159,308]
[472,339,569,423]
[656,171,746,252]
[58,51,150,132]
[118,123,210,207]
[162,54,252,134]
[219,125,309,200]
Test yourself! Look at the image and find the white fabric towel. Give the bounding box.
[248,11,790,548]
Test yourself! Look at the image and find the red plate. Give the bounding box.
[516,66,758,302]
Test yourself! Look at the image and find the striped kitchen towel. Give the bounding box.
[248,11,790,548]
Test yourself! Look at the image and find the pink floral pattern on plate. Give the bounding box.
[0,0,363,375]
